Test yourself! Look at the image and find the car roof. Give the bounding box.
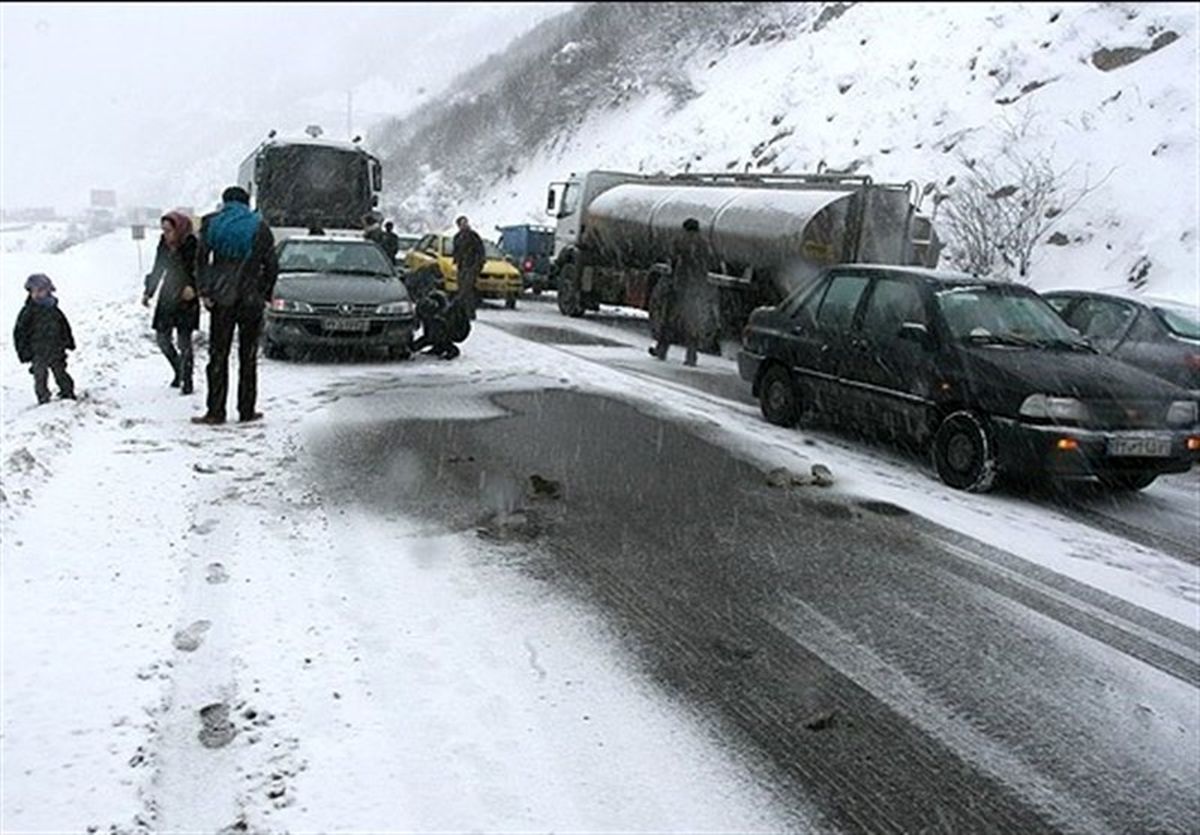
[282,235,377,244]
[828,264,1010,286]
[1039,288,1173,309]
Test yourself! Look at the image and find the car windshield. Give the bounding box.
[278,240,393,276]
[1154,303,1200,339]
[937,284,1085,347]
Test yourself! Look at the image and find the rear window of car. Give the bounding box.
[816,275,870,330]
[1154,304,1200,339]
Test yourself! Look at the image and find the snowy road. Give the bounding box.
[2,233,1198,832]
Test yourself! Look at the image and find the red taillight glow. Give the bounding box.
[1056,437,1080,451]
[1186,355,1200,370]
[523,258,534,272]
[1187,436,1200,452]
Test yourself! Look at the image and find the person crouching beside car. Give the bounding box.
[143,211,200,394]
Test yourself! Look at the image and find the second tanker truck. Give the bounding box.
[545,169,941,338]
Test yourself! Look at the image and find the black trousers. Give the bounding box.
[206,304,262,420]
[155,325,194,384]
[31,355,74,403]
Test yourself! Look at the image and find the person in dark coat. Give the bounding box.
[13,273,76,404]
[651,218,717,366]
[452,215,485,321]
[405,266,470,359]
[143,210,200,394]
[381,221,402,263]
[363,212,387,250]
[192,186,278,425]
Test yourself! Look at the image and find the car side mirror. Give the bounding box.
[898,322,934,349]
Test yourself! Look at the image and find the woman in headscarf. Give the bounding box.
[143,210,200,393]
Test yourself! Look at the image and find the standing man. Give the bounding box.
[652,218,717,366]
[452,215,485,320]
[192,186,278,425]
[363,212,386,251]
[381,221,402,264]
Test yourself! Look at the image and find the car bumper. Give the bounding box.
[991,416,1200,479]
[476,275,522,298]
[265,313,415,349]
[738,350,764,388]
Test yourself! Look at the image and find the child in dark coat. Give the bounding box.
[13,273,76,404]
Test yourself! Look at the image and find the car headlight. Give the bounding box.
[1166,400,1198,426]
[1018,394,1088,422]
[270,298,313,313]
[375,300,413,315]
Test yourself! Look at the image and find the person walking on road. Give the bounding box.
[650,218,717,367]
[143,210,200,394]
[452,215,485,321]
[13,273,76,405]
[192,186,278,425]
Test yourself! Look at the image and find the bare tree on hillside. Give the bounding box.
[937,112,1110,280]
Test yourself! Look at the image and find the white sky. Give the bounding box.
[0,2,571,212]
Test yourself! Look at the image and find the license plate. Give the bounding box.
[1107,436,1172,457]
[322,318,369,332]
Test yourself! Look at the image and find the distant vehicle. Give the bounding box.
[496,224,556,293]
[739,265,1200,492]
[264,235,415,360]
[545,169,939,336]
[1042,290,1200,396]
[237,132,383,238]
[404,231,522,309]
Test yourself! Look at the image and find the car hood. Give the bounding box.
[958,344,1187,402]
[275,272,408,304]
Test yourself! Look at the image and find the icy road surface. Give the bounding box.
[2,233,1197,832]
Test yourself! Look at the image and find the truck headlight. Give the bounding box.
[375,300,413,315]
[1166,400,1198,426]
[270,298,313,313]
[1019,394,1088,422]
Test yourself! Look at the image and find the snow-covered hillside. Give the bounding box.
[386,2,1199,305]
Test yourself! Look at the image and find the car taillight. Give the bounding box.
[523,258,534,272]
[1186,354,1200,370]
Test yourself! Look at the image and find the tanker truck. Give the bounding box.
[545,169,940,337]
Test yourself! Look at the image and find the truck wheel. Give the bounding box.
[505,295,517,310]
[557,263,585,317]
[759,365,801,427]
[1097,472,1157,491]
[932,411,997,492]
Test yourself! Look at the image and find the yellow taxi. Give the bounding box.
[404,230,522,308]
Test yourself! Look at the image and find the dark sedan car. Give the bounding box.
[1042,290,1200,396]
[265,235,416,360]
[739,265,1200,492]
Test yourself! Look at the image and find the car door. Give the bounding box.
[842,276,937,439]
[793,271,871,412]
[405,235,437,273]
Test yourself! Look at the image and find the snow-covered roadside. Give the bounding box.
[2,229,1195,831]
[1,234,809,832]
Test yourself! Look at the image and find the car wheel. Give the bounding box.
[505,295,517,310]
[557,262,585,317]
[388,345,412,361]
[933,411,997,492]
[759,365,801,427]
[1097,472,1158,491]
[264,340,285,360]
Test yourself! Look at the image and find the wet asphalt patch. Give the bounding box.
[490,323,628,347]
[304,388,1121,832]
